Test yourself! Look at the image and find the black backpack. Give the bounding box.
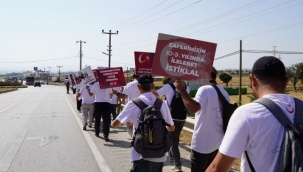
[131,98,172,158]
[245,97,303,172]
[211,84,238,133]
[168,83,188,120]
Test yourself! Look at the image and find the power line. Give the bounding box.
[242,50,303,54]
[115,20,303,52]
[214,51,240,60]
[84,56,134,66]
[187,0,300,36]
[0,56,77,64]
[219,21,303,44]
[114,0,298,48]
[111,0,169,28]
[123,0,202,30]
[120,0,184,29]
[171,0,268,33]
[114,0,268,46]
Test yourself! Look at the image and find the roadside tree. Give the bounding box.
[286,63,303,91]
[219,72,232,87]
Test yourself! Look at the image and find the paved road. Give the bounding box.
[0,85,237,172]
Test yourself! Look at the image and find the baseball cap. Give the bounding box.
[138,74,153,85]
[252,56,286,77]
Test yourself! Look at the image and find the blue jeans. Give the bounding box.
[130,159,163,172]
[110,104,117,120]
[168,120,185,167]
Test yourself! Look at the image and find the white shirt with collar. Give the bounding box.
[79,85,94,104]
[122,80,140,102]
[116,92,174,163]
[156,82,190,106]
[90,82,111,103]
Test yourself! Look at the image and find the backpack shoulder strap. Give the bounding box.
[294,98,303,133]
[294,98,303,125]
[169,83,176,91]
[154,98,163,110]
[132,98,148,111]
[211,84,229,105]
[253,97,292,127]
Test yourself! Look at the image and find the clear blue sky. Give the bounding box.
[1,0,302,74]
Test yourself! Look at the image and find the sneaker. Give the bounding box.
[168,156,174,162]
[171,166,182,172]
[104,137,109,142]
[83,125,87,130]
[88,125,93,128]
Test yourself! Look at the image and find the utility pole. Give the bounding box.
[239,40,242,104]
[102,30,119,67]
[273,46,277,57]
[57,66,63,82]
[76,40,86,70]
[47,67,52,84]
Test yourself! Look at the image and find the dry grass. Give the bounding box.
[0,88,13,91]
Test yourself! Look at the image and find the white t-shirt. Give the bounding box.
[76,88,82,100]
[219,94,295,172]
[90,82,111,103]
[79,85,94,104]
[110,87,120,105]
[191,85,230,154]
[156,82,190,106]
[122,80,140,102]
[116,92,174,163]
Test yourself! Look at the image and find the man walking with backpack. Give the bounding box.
[112,74,175,172]
[112,73,141,137]
[153,78,190,172]
[175,67,230,172]
[206,56,301,172]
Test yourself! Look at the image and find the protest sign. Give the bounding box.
[96,67,126,89]
[134,52,154,75]
[92,69,98,81]
[152,33,217,84]
[69,66,96,89]
[68,74,76,85]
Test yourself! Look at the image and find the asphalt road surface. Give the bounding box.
[0,85,237,172]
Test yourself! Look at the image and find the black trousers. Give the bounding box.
[77,99,82,111]
[190,149,218,172]
[94,102,111,137]
[130,159,163,172]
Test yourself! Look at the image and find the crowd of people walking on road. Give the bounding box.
[65,56,302,172]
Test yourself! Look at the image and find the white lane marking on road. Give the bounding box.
[25,137,41,141]
[0,95,32,114]
[0,130,28,172]
[39,133,59,147]
[65,95,112,172]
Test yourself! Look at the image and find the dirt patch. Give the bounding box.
[0,87,18,93]
[180,130,241,171]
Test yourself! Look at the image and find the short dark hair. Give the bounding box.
[138,74,154,91]
[211,67,217,79]
[132,73,139,79]
[252,56,286,86]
